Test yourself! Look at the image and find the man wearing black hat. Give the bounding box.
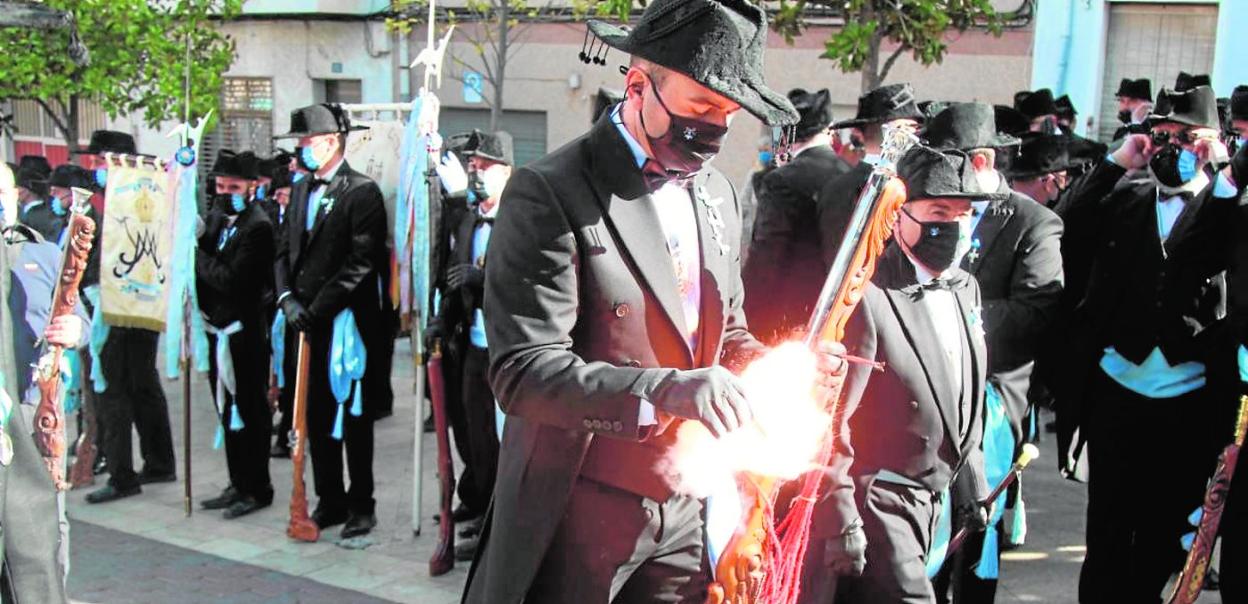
[1014,88,1063,134]
[14,156,51,218]
[195,150,276,519]
[1113,78,1154,141]
[22,165,92,242]
[273,103,387,539]
[922,103,1064,604]
[463,1,848,601]
[257,152,299,459]
[743,88,848,344]
[816,82,924,268]
[1052,84,1241,603]
[428,129,514,560]
[1175,71,1212,93]
[83,131,178,505]
[1008,134,1076,209]
[1055,95,1078,132]
[1228,85,1248,154]
[803,146,989,604]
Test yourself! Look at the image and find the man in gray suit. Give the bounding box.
[462,1,846,602]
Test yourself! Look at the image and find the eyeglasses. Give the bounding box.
[1150,129,1199,146]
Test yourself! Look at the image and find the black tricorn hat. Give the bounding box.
[210,150,260,180]
[1014,88,1059,120]
[1231,85,1248,122]
[587,0,798,126]
[16,155,51,194]
[1006,134,1074,180]
[994,105,1030,137]
[72,129,138,156]
[1175,72,1212,92]
[461,129,514,166]
[47,164,94,190]
[1055,95,1077,120]
[833,83,924,129]
[922,102,1021,152]
[789,88,834,140]
[274,103,368,139]
[1149,85,1220,130]
[897,146,986,202]
[918,100,950,121]
[1116,78,1153,102]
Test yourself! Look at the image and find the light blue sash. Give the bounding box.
[328,309,367,440]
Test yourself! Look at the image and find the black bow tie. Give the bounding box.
[902,275,965,300]
[475,214,495,226]
[309,177,331,189]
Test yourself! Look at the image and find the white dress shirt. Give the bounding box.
[910,257,963,395]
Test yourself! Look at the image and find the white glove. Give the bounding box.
[436,151,469,196]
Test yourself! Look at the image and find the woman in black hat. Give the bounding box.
[463,1,847,601]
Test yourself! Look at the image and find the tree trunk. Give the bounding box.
[490,0,509,132]
[861,29,883,92]
[66,94,80,153]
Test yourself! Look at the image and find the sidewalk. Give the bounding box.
[65,336,1224,603]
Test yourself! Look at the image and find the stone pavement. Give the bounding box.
[64,336,1224,603]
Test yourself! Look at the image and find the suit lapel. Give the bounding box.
[604,192,691,356]
[289,179,311,268]
[305,170,350,249]
[967,197,1014,275]
[952,280,984,446]
[691,178,731,367]
[882,286,960,442]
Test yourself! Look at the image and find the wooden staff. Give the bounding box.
[287,332,319,542]
[67,354,98,488]
[942,444,1040,560]
[428,338,454,575]
[32,187,95,491]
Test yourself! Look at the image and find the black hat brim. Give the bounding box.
[831,114,925,130]
[588,20,798,127]
[273,124,369,140]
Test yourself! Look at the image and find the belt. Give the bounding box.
[875,469,927,490]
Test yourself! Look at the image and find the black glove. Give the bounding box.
[646,366,752,438]
[1231,140,1248,193]
[824,519,867,576]
[957,501,990,533]
[423,321,444,351]
[447,263,484,290]
[281,296,312,332]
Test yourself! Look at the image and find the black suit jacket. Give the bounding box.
[960,181,1063,436]
[464,115,765,604]
[273,160,388,337]
[816,162,873,270]
[196,204,275,332]
[436,209,487,349]
[743,145,849,343]
[814,244,989,538]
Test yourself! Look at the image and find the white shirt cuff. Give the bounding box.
[639,398,657,426]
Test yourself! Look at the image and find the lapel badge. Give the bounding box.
[322,196,336,215]
[967,238,981,264]
[698,190,730,257]
[683,127,697,141]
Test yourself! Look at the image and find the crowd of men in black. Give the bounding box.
[6,40,1248,604]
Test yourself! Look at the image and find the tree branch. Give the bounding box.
[879,44,905,84]
[33,98,69,141]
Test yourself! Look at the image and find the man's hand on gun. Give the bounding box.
[825,518,868,576]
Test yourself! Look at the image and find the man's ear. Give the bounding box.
[970,153,992,172]
[623,67,647,106]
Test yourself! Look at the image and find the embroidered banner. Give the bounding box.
[99,157,175,331]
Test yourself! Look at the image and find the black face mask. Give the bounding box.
[638,76,729,181]
[901,205,972,272]
[1148,143,1199,188]
[1118,109,1133,125]
[214,192,247,216]
[467,172,488,205]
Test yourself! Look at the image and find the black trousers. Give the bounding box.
[1079,373,1219,604]
[207,330,273,502]
[457,345,498,515]
[440,340,483,515]
[526,477,709,603]
[932,519,999,604]
[363,307,397,418]
[305,330,375,516]
[98,327,176,489]
[804,479,940,604]
[274,327,296,450]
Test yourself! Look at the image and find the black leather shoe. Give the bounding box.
[201,487,240,510]
[138,470,177,484]
[340,512,377,539]
[434,504,482,524]
[422,416,435,433]
[458,517,484,539]
[312,507,349,530]
[454,534,479,562]
[223,496,270,520]
[86,484,141,504]
[270,443,291,459]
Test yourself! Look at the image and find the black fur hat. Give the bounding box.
[922,102,1021,151]
[1149,86,1220,130]
[586,0,799,126]
[833,83,924,129]
[897,146,986,202]
[1175,72,1212,92]
[788,88,834,140]
[1014,88,1059,120]
[72,130,138,156]
[274,103,368,139]
[1115,78,1153,102]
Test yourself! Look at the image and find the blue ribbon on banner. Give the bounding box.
[84,285,109,394]
[397,96,432,331]
[164,146,211,379]
[329,309,367,440]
